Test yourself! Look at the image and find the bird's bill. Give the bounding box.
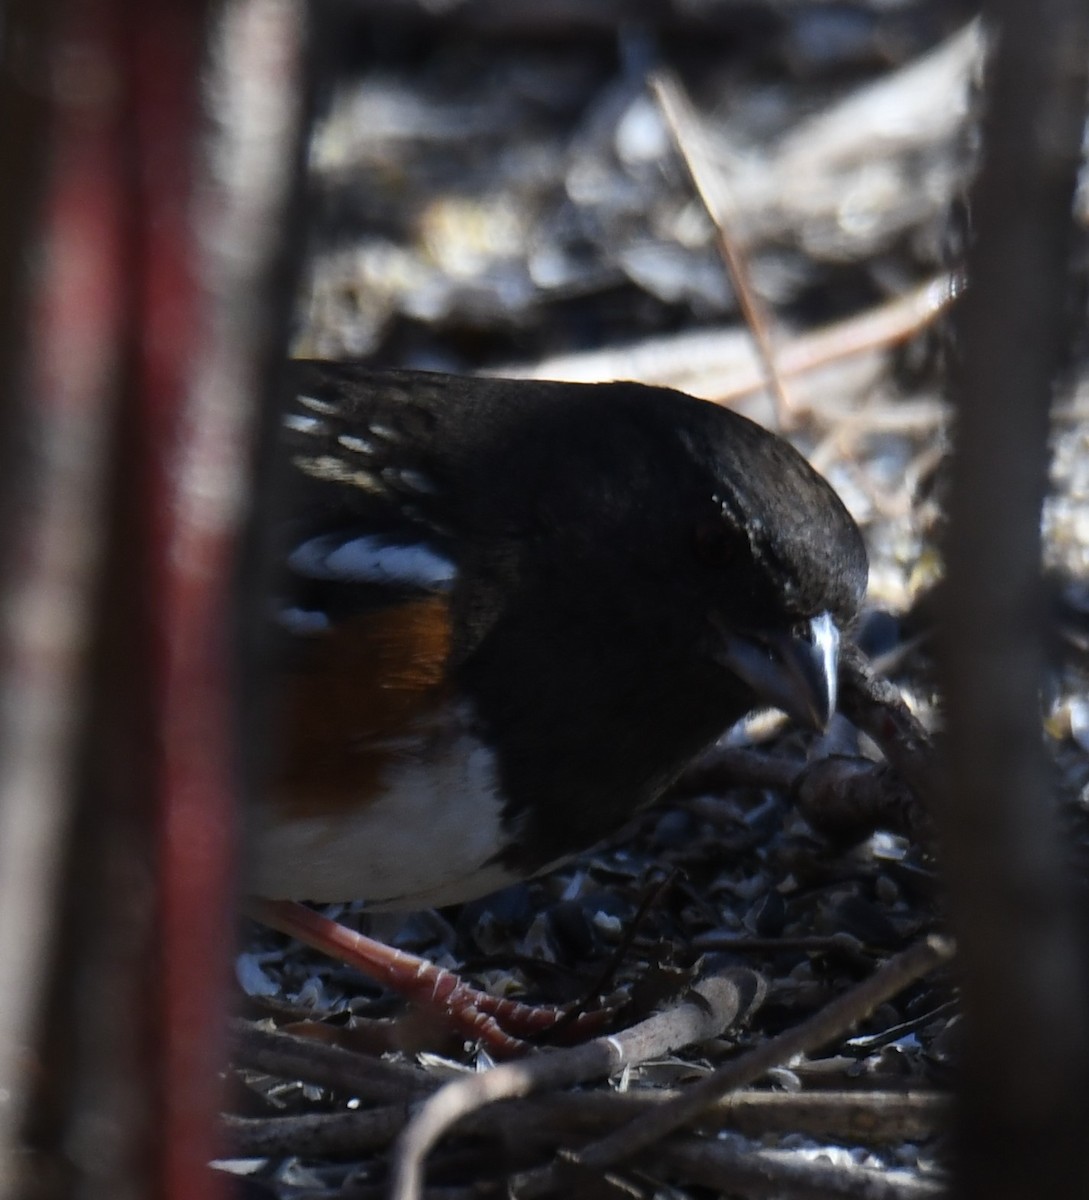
[716,611,839,731]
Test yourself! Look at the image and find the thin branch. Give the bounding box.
[229,1020,435,1104]
[493,273,957,406]
[224,1089,949,1160]
[389,966,765,1200]
[650,70,794,426]
[652,1135,945,1200]
[571,935,952,1173]
[838,643,941,807]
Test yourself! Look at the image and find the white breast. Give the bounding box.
[249,715,524,909]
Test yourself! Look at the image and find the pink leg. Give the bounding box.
[247,898,611,1057]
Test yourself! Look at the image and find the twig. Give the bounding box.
[838,643,940,807]
[229,1020,434,1104]
[675,740,926,847]
[571,935,953,1173]
[492,273,956,407]
[653,1135,945,1200]
[224,1088,949,1160]
[650,70,794,427]
[224,1108,407,1158]
[664,1087,947,1144]
[388,966,766,1200]
[793,755,931,846]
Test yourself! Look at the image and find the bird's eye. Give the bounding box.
[694,520,739,569]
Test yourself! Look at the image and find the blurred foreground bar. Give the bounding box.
[0,1,310,1196]
[940,1,1089,1198]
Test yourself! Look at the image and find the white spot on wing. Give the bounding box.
[337,433,377,455]
[298,393,340,415]
[291,455,382,492]
[288,533,455,591]
[283,413,326,435]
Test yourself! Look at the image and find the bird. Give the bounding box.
[247,365,868,1046]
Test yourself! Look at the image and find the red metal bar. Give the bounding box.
[0,0,130,1190]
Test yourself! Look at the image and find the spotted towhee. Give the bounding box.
[249,366,868,914]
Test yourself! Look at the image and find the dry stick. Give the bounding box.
[388,966,766,1200]
[793,754,930,847]
[677,740,926,846]
[714,273,958,401]
[654,1136,945,1200]
[229,1020,434,1104]
[571,935,953,1174]
[225,1089,949,1160]
[805,396,946,444]
[493,273,957,406]
[838,643,940,807]
[225,1109,406,1159]
[636,1088,947,1146]
[649,70,794,427]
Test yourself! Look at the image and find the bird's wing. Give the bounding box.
[276,363,482,629]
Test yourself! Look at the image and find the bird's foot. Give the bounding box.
[247,897,612,1057]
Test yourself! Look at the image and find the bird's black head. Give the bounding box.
[518,381,868,732]
[668,392,868,728]
[675,392,867,626]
